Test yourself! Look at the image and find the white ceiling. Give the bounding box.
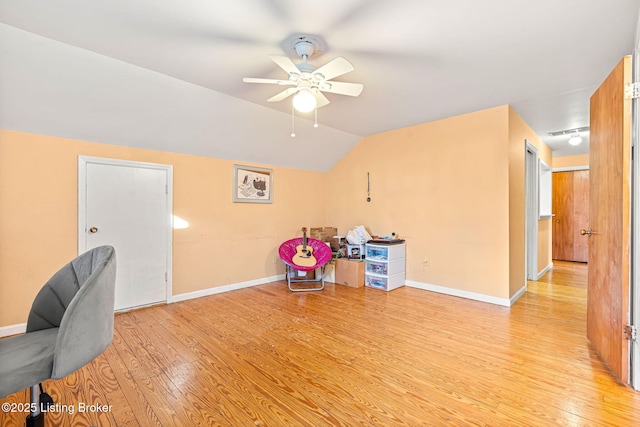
[1,0,639,171]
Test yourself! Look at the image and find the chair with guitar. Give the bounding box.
[278,227,332,292]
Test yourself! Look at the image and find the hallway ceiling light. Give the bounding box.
[568,133,583,145]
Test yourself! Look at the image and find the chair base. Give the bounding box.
[26,412,44,427]
[24,384,49,427]
[286,265,325,292]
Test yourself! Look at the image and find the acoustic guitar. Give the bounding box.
[292,227,317,267]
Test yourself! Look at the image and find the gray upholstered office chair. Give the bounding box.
[0,245,116,427]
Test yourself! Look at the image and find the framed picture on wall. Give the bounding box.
[233,164,273,203]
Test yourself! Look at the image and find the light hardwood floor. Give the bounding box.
[2,261,639,426]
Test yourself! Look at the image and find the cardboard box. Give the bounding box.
[310,227,338,242]
[334,259,364,288]
[347,244,365,260]
[328,236,344,252]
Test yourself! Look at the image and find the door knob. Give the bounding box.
[580,229,592,236]
[89,226,98,233]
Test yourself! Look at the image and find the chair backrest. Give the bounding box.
[27,246,117,379]
[278,237,332,271]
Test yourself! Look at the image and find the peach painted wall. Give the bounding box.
[0,129,327,327]
[507,107,553,290]
[327,106,512,299]
[326,105,553,301]
[553,154,589,169]
[0,104,553,326]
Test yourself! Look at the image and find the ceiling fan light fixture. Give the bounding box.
[243,34,363,134]
[568,133,583,145]
[293,88,316,113]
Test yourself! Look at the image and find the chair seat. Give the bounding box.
[0,328,58,398]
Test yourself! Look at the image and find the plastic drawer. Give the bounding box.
[365,258,405,276]
[365,243,406,261]
[365,272,405,291]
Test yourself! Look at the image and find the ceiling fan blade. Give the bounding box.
[314,90,330,108]
[269,54,301,76]
[313,57,354,81]
[319,81,363,97]
[243,77,294,85]
[267,88,298,102]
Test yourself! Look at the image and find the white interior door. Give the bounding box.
[79,156,172,311]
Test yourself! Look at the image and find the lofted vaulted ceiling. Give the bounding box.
[1,0,639,171]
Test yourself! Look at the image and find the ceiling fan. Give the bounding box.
[242,38,363,113]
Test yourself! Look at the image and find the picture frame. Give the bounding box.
[232,164,273,203]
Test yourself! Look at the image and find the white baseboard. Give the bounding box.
[537,262,553,279]
[406,280,513,307]
[510,284,527,306]
[169,274,286,304]
[0,322,26,338]
[1,275,286,337]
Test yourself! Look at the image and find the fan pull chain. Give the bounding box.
[314,108,319,128]
[291,103,296,137]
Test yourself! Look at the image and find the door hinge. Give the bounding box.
[625,82,640,99]
[624,324,637,341]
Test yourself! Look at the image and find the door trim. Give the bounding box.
[632,80,640,389]
[78,156,173,304]
[525,140,539,281]
[631,19,640,390]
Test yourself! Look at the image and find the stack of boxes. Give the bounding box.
[309,227,338,282]
[307,227,405,290]
[310,227,338,245]
[310,227,365,288]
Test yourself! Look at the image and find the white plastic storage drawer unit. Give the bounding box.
[364,242,406,291]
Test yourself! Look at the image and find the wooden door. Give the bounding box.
[553,171,574,260]
[552,170,589,262]
[573,171,589,261]
[587,56,632,384]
